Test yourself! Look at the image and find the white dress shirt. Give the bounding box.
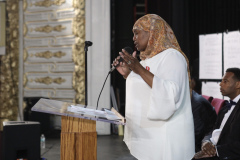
[210,94,240,145]
[210,94,240,156]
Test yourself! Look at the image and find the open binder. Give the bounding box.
[31,98,125,125]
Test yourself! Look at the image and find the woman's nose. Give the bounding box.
[133,35,136,41]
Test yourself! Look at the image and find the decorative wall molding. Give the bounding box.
[23,0,85,104]
[34,24,66,33]
[24,89,76,99]
[25,0,73,12]
[34,76,66,85]
[33,0,66,7]
[25,73,74,89]
[25,46,73,62]
[0,0,19,125]
[33,50,66,59]
[25,20,73,37]
[24,9,75,21]
[24,36,75,47]
[24,63,75,72]
[0,0,86,129]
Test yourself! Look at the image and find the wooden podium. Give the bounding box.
[61,117,97,160]
[32,98,125,160]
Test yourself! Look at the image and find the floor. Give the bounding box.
[41,131,137,160]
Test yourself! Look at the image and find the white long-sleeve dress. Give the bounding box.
[123,48,195,160]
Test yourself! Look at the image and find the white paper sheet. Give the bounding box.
[223,31,240,72]
[67,105,121,120]
[199,34,223,79]
[202,82,223,99]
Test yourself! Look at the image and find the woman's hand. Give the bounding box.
[112,51,131,79]
[120,49,154,87]
[119,49,143,75]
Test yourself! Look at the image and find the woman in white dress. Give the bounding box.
[113,14,195,160]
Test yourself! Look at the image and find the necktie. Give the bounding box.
[226,100,237,110]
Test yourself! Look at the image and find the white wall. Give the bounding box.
[86,0,111,135]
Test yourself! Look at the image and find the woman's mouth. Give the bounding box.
[135,44,138,48]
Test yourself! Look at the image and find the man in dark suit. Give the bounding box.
[193,67,240,160]
[191,90,217,152]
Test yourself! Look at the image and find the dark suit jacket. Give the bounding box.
[203,97,240,160]
[191,91,217,152]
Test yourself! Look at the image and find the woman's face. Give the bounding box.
[133,29,150,51]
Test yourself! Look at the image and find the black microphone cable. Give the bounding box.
[96,71,111,110]
[96,47,133,110]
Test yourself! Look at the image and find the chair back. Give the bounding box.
[202,95,213,103]
[211,98,226,114]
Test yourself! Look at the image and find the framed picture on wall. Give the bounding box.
[0,2,6,55]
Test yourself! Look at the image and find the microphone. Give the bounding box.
[85,41,93,47]
[84,41,93,52]
[110,46,133,72]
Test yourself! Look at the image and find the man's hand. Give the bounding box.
[193,151,213,159]
[201,141,216,156]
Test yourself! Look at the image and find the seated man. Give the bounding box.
[193,68,240,160]
[191,76,202,95]
[191,90,217,152]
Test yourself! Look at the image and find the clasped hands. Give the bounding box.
[194,141,217,159]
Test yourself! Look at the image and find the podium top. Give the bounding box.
[31,98,125,125]
[3,121,40,126]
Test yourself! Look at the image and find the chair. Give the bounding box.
[211,98,226,114]
[202,95,214,103]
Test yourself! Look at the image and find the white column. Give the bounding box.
[86,0,111,135]
[18,0,24,121]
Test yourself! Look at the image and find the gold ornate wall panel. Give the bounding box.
[25,47,73,62]
[25,0,73,11]
[0,0,85,128]
[23,0,85,104]
[0,1,20,126]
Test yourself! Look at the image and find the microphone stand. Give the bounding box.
[84,41,93,106]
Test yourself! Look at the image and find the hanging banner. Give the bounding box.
[223,31,240,72]
[202,82,223,99]
[199,33,222,79]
